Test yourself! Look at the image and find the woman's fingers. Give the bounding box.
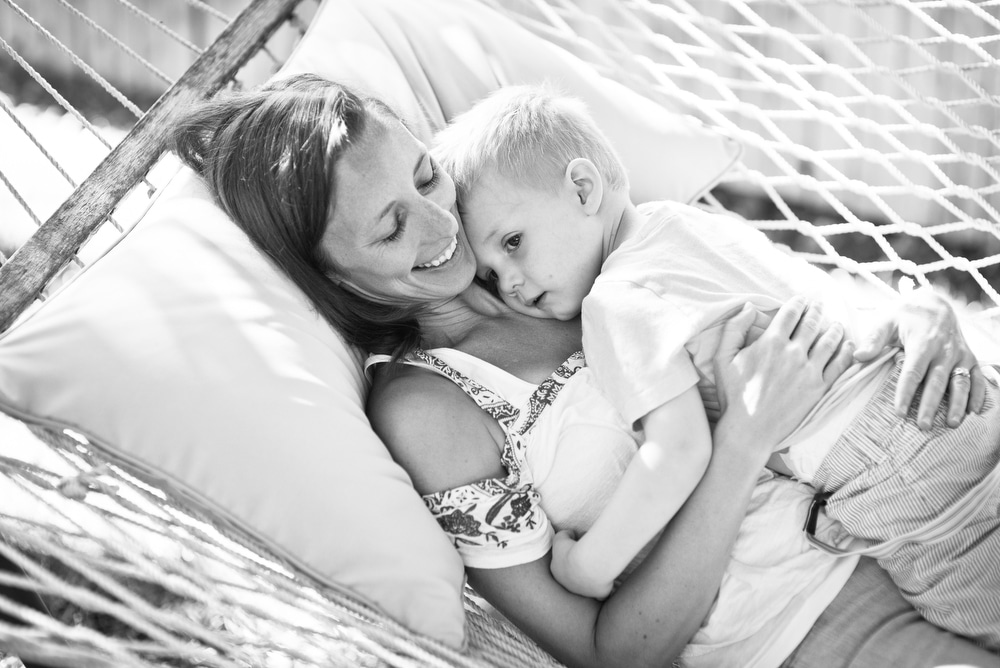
[943,360,986,427]
[822,339,856,385]
[807,320,843,365]
[911,357,949,429]
[888,287,986,429]
[744,308,774,347]
[853,316,895,362]
[809,323,855,385]
[945,365,974,427]
[899,352,984,429]
[716,303,757,366]
[894,348,933,419]
[714,296,847,449]
[969,365,988,414]
[790,302,826,349]
[805,317,855,387]
[768,295,810,340]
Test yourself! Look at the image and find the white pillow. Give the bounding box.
[281,0,742,205]
[0,0,741,647]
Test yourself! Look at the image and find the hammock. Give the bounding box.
[0,1,998,666]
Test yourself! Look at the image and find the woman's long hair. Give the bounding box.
[172,74,422,358]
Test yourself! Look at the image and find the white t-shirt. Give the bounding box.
[582,201,896,481]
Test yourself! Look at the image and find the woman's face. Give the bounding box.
[322,116,477,305]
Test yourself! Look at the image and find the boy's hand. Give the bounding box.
[550,530,614,600]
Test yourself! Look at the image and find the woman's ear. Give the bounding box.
[565,158,603,215]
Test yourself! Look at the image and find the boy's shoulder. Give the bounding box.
[634,200,759,242]
[637,199,719,225]
[627,200,719,245]
[601,201,768,280]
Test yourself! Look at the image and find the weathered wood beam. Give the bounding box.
[0,0,305,332]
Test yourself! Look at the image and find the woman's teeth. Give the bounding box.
[416,237,458,269]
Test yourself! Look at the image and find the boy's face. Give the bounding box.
[462,170,605,320]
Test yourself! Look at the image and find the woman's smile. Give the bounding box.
[416,236,459,269]
[322,117,477,303]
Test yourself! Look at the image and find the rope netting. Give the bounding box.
[0,0,999,667]
[0,410,559,668]
[487,0,1000,314]
[0,0,312,308]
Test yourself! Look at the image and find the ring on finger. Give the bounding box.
[950,367,971,380]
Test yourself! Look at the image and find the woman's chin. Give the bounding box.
[412,248,477,300]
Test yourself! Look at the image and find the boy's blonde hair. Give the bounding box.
[432,85,628,204]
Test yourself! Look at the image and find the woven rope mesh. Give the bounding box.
[487,0,1000,315]
[0,414,560,668]
[0,0,312,276]
[1,0,999,666]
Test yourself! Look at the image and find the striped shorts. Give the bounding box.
[813,359,1000,650]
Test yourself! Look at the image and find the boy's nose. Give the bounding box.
[499,271,522,298]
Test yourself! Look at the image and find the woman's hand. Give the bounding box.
[853,287,985,429]
[712,297,855,449]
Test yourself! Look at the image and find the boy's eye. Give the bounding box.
[503,234,521,252]
[480,269,500,298]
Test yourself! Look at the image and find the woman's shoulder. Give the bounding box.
[368,364,463,435]
[367,363,505,495]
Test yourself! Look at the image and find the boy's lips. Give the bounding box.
[527,292,546,309]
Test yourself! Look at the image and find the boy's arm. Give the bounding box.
[551,385,712,598]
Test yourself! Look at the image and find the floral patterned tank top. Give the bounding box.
[378,348,586,569]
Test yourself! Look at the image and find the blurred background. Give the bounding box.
[1,0,998,306]
[0,0,300,258]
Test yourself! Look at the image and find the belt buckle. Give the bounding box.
[803,490,849,554]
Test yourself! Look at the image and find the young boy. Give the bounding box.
[431,85,1000,646]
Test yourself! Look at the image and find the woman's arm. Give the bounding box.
[369,361,744,668]
[472,300,855,668]
[371,299,855,668]
[368,365,508,493]
[467,420,766,668]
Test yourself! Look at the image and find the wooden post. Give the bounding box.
[0,0,306,332]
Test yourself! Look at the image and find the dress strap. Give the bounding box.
[382,348,586,481]
[516,351,586,436]
[410,349,521,430]
[416,350,586,569]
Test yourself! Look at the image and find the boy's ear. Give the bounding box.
[565,158,603,215]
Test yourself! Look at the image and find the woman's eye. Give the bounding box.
[384,214,405,243]
[418,158,441,193]
[503,234,521,252]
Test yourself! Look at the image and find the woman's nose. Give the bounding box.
[416,196,458,238]
[430,172,458,215]
[435,185,457,215]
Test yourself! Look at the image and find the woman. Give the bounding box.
[172,74,997,667]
